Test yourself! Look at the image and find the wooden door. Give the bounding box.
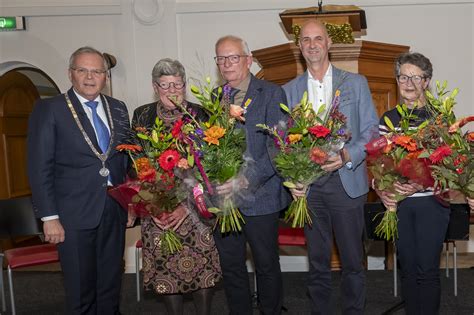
[0,71,39,198]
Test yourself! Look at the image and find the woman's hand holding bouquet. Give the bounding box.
[111,116,195,255]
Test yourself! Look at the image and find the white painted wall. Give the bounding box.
[1,0,473,272]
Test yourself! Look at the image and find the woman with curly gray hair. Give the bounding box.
[131,58,221,315]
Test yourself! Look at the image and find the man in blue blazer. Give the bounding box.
[27,47,130,314]
[212,35,290,315]
[283,21,378,314]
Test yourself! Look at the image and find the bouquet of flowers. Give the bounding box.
[185,77,247,233]
[421,81,474,200]
[365,103,434,241]
[113,117,193,255]
[258,90,351,228]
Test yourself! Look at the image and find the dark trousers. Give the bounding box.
[396,196,450,315]
[305,174,366,315]
[213,212,282,315]
[58,196,126,315]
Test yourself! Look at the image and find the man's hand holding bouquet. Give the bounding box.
[258,90,351,228]
[185,77,247,233]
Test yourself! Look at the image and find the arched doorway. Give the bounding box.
[0,62,60,198]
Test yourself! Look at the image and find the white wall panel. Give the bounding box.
[1,0,473,270]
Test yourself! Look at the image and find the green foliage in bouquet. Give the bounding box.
[421,81,474,199]
[258,90,350,228]
[188,77,247,233]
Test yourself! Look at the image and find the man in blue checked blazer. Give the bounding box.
[283,20,379,314]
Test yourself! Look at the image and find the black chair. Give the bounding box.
[444,203,470,296]
[0,196,59,315]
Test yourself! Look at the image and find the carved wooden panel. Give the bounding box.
[0,71,39,198]
[367,80,398,118]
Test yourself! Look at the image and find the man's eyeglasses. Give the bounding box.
[70,67,107,77]
[214,55,247,65]
[156,81,185,90]
[397,74,425,85]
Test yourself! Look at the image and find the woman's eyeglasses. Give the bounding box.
[397,74,425,85]
[156,82,185,90]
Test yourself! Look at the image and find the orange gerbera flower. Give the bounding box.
[309,147,329,165]
[116,144,142,152]
[134,157,156,182]
[203,125,226,145]
[136,157,151,172]
[394,135,417,152]
[466,132,474,142]
[406,150,422,159]
[287,134,302,144]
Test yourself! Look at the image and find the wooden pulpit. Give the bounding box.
[251,5,409,270]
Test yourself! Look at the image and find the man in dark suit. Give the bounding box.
[27,46,130,314]
[283,20,379,314]
[212,35,290,315]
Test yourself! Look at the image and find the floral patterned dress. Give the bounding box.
[141,209,221,294]
[133,101,221,295]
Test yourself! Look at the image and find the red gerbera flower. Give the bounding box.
[158,149,180,171]
[308,125,331,138]
[171,119,184,138]
[429,145,452,164]
[309,147,329,165]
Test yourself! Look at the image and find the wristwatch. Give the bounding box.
[339,148,353,169]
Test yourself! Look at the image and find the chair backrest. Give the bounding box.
[0,196,42,238]
[446,203,470,241]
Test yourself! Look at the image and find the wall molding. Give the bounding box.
[176,0,474,14]
[0,0,121,16]
[1,0,472,16]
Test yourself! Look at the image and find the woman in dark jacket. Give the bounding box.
[131,58,221,315]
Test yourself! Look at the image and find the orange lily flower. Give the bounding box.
[204,125,226,145]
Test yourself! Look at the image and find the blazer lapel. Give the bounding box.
[297,72,308,102]
[242,75,261,116]
[332,67,344,96]
[100,94,118,156]
[67,88,102,152]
